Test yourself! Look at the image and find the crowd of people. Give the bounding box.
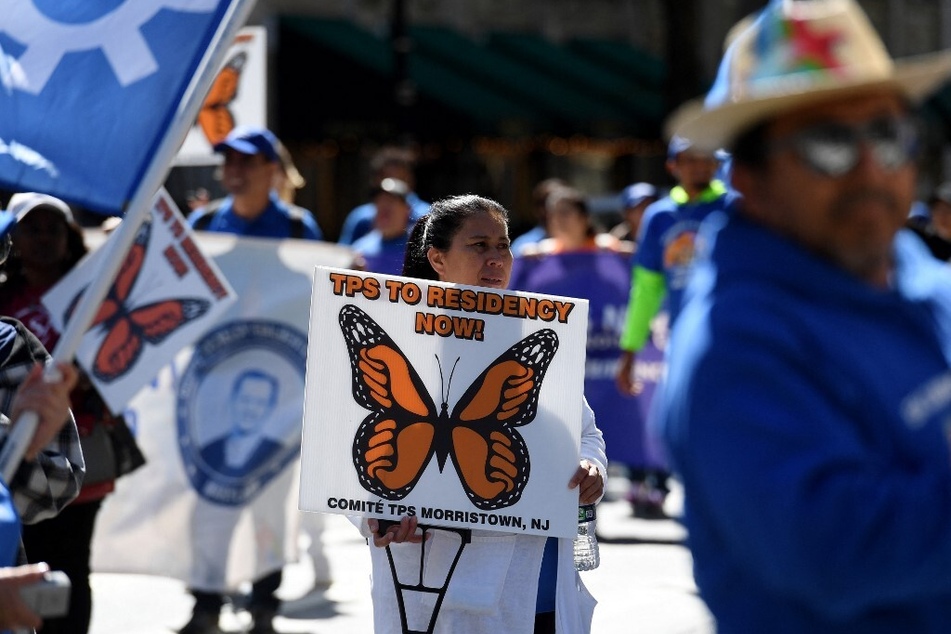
[7,0,951,632]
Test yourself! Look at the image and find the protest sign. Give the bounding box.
[43,189,235,414]
[299,267,589,539]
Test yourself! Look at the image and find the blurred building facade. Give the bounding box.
[167,0,951,240]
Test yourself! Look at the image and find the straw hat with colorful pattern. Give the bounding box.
[666,0,951,151]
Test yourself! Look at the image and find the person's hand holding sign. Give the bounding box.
[569,459,604,505]
[369,516,427,547]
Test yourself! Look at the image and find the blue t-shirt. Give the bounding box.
[188,194,323,240]
[634,184,729,325]
[661,209,951,632]
[511,225,547,256]
[351,230,410,276]
[338,193,429,245]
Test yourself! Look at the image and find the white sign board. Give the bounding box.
[175,26,267,165]
[300,267,589,538]
[89,235,356,590]
[43,189,236,413]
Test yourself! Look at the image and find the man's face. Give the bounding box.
[733,91,916,286]
[220,149,276,197]
[373,192,411,239]
[668,151,719,192]
[232,376,276,434]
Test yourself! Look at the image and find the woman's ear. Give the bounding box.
[427,246,445,277]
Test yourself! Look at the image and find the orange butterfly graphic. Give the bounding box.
[197,51,246,146]
[340,304,559,511]
[66,222,211,383]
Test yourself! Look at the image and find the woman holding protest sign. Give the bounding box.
[357,194,606,634]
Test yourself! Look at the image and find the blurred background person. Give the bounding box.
[273,140,306,206]
[0,193,144,634]
[510,177,566,256]
[189,126,323,241]
[0,200,82,634]
[512,186,650,520]
[609,182,659,244]
[528,185,628,255]
[186,188,211,213]
[183,126,324,634]
[273,141,336,600]
[351,178,415,275]
[906,182,951,261]
[337,146,429,246]
[615,136,728,517]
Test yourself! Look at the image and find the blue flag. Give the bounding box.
[0,1,238,215]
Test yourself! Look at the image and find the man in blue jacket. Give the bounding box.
[660,1,951,632]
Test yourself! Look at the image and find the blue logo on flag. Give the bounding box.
[0,1,232,214]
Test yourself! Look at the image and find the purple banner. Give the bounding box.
[511,251,668,470]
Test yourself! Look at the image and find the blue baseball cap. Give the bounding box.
[213,126,279,162]
[667,135,694,160]
[620,182,658,209]
[668,135,725,161]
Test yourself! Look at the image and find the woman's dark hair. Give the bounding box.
[402,194,509,280]
[0,206,88,289]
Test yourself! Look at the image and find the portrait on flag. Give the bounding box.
[43,189,235,415]
[299,267,590,539]
[89,235,356,590]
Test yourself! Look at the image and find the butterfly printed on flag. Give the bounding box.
[196,51,245,146]
[65,222,211,383]
[339,304,559,511]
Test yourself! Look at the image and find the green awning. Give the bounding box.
[409,25,628,129]
[567,37,666,92]
[281,17,664,136]
[283,18,537,126]
[487,32,664,126]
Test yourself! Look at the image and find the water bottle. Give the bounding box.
[573,504,600,571]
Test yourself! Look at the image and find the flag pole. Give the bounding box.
[0,0,259,483]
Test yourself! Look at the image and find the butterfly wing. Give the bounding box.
[198,52,245,145]
[62,221,150,329]
[91,221,210,382]
[91,299,210,383]
[339,305,439,500]
[92,316,143,382]
[448,329,559,510]
[131,298,211,345]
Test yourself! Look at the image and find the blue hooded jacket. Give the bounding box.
[661,209,951,632]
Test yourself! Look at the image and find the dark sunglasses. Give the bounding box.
[770,116,919,177]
